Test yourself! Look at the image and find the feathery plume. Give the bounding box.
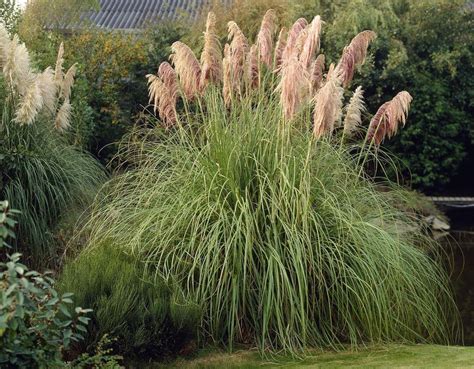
[246,44,259,89]
[366,91,412,146]
[336,30,376,87]
[282,18,308,63]
[15,77,43,125]
[309,54,325,94]
[55,42,64,86]
[274,27,287,69]
[37,67,57,114]
[158,62,178,101]
[299,16,322,69]
[227,21,248,85]
[0,23,10,68]
[256,9,277,67]
[170,41,202,100]
[276,53,310,120]
[55,98,72,131]
[62,63,77,100]
[200,12,222,90]
[313,73,344,138]
[146,73,177,127]
[343,86,365,136]
[3,35,32,95]
[222,43,232,107]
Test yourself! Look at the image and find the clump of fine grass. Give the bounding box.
[75,10,458,355]
[0,24,105,268]
[59,244,200,357]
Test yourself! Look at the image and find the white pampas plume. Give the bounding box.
[343,86,365,136]
[299,16,322,69]
[335,30,376,87]
[55,98,72,131]
[62,63,77,100]
[256,9,277,67]
[37,67,57,114]
[0,23,10,68]
[313,73,344,138]
[274,27,287,69]
[200,12,222,90]
[276,53,310,120]
[170,41,202,100]
[3,35,32,95]
[15,77,43,125]
[310,54,325,94]
[366,91,412,146]
[222,43,232,107]
[55,42,65,86]
[246,44,259,89]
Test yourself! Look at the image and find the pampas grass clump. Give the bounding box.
[74,11,458,354]
[0,24,105,267]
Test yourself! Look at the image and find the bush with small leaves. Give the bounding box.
[0,201,92,368]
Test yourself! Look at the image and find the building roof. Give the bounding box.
[74,0,228,30]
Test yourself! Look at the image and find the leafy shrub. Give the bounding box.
[78,10,459,354]
[314,0,473,190]
[0,200,92,368]
[59,244,200,358]
[0,26,105,268]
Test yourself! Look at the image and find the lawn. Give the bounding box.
[140,345,474,369]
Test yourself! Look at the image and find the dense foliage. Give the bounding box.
[0,201,91,368]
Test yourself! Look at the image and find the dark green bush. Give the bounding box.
[0,201,92,369]
[59,244,200,358]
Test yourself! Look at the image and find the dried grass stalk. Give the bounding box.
[222,44,233,107]
[300,16,322,69]
[227,21,249,87]
[37,67,57,114]
[246,44,259,89]
[343,86,365,136]
[336,30,376,87]
[282,18,308,63]
[158,62,178,101]
[313,73,344,138]
[55,98,72,131]
[256,9,277,68]
[146,73,177,127]
[274,27,287,70]
[55,42,65,86]
[310,54,325,95]
[200,12,222,90]
[276,53,310,120]
[62,63,77,101]
[171,41,202,100]
[367,91,412,146]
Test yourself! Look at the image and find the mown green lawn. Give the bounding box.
[136,345,474,369]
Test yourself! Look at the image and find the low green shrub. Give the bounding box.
[59,243,200,358]
[0,200,92,368]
